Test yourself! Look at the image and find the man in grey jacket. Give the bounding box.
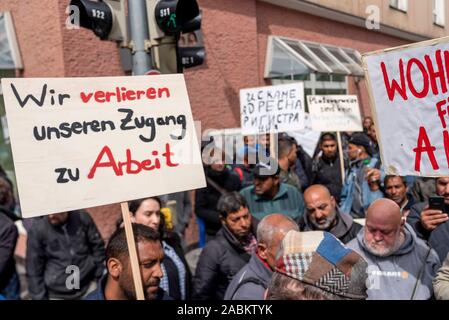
[347,199,441,300]
[224,214,298,300]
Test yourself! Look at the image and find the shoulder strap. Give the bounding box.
[410,247,432,300]
[206,176,227,195]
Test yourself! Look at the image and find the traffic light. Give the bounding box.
[70,0,128,45]
[146,0,205,73]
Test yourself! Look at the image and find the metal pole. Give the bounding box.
[128,0,152,75]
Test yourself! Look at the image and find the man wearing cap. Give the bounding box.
[266,230,369,300]
[340,132,384,219]
[300,185,362,244]
[240,160,305,223]
[347,199,441,300]
[224,214,299,300]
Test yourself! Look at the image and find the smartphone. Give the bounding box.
[429,196,445,211]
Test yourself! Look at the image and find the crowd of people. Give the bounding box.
[2,116,449,300]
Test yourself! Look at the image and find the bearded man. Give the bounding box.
[300,185,361,244]
[347,199,441,300]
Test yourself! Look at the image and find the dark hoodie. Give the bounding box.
[299,206,362,244]
[347,224,441,300]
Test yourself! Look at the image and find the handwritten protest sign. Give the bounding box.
[1,75,206,218]
[307,95,363,132]
[286,113,321,158]
[364,36,449,176]
[240,83,305,135]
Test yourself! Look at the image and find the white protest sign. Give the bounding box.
[364,36,449,176]
[286,113,321,158]
[240,82,305,135]
[1,75,206,218]
[307,95,363,132]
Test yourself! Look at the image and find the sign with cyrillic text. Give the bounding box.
[364,36,449,176]
[240,82,305,135]
[1,75,206,218]
[307,95,363,132]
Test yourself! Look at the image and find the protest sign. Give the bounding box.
[1,75,206,218]
[240,82,305,135]
[307,95,363,132]
[286,113,321,158]
[364,36,449,176]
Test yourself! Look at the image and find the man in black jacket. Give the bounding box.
[193,192,257,300]
[0,209,19,299]
[26,210,105,300]
[196,149,241,238]
[408,176,449,262]
[300,184,361,244]
[311,133,345,202]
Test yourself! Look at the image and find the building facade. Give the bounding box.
[0,0,447,238]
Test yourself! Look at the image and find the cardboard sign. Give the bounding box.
[364,36,449,176]
[286,113,321,158]
[1,75,206,218]
[307,95,363,132]
[240,82,305,135]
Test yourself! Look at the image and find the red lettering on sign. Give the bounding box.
[87,143,178,179]
[381,60,408,101]
[413,126,439,172]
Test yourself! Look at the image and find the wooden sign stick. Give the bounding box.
[270,133,276,159]
[337,132,345,184]
[120,202,145,300]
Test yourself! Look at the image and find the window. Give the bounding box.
[390,0,408,12]
[434,0,445,27]
[264,36,364,78]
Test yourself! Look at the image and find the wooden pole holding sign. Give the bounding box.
[337,132,345,184]
[270,133,276,159]
[120,202,145,301]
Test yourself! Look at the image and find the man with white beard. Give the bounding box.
[347,198,441,300]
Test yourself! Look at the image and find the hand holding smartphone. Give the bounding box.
[429,196,445,211]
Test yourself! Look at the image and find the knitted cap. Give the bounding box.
[348,133,373,156]
[275,230,368,300]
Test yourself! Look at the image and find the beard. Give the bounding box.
[309,209,337,231]
[364,232,404,257]
[119,267,160,300]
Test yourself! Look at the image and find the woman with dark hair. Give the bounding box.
[127,197,191,300]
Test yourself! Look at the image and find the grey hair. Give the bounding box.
[257,214,298,246]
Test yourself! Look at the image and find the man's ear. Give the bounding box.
[330,196,336,207]
[400,216,406,227]
[258,243,268,259]
[107,258,122,279]
[220,215,226,226]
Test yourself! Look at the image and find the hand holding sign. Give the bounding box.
[1,75,206,218]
